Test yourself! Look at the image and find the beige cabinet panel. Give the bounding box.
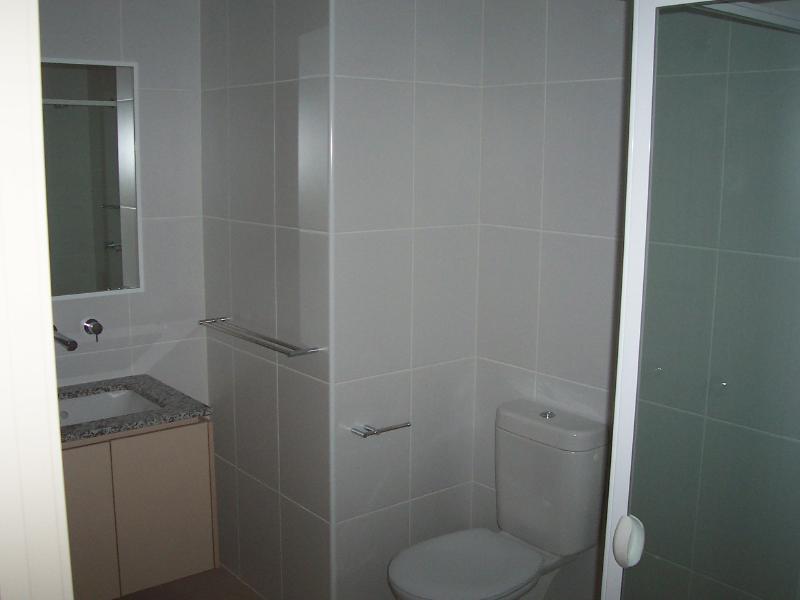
[111,422,215,595]
[62,443,121,600]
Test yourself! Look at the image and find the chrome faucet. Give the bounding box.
[53,325,78,351]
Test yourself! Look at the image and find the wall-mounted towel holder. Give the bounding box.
[199,317,322,357]
[350,422,411,438]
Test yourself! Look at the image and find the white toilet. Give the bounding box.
[388,398,608,600]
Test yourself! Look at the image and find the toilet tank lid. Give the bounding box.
[496,399,608,451]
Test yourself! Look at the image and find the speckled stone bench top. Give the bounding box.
[59,374,212,443]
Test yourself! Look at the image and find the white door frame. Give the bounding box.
[0,0,74,598]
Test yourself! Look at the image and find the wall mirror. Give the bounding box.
[41,62,140,297]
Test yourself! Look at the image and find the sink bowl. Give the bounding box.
[59,389,159,426]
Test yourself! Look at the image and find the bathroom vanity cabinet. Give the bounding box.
[62,419,218,599]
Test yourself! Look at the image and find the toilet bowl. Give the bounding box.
[388,399,608,600]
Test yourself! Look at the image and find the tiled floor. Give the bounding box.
[121,569,260,600]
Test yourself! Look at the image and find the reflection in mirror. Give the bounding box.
[42,62,140,296]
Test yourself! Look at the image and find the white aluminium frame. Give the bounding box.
[600,1,731,598]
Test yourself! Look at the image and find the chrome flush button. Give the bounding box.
[540,410,556,420]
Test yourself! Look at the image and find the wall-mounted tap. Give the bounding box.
[82,318,103,342]
[53,325,78,351]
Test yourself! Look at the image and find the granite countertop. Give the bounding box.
[59,374,212,443]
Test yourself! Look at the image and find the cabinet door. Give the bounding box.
[111,422,215,595]
[62,443,121,600]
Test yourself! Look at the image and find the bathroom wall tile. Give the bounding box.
[410,484,471,544]
[621,553,690,600]
[474,359,536,488]
[237,472,281,599]
[333,78,413,232]
[201,89,229,219]
[414,84,480,227]
[336,503,409,600]
[689,575,762,600]
[649,74,726,247]
[536,373,611,425]
[482,0,547,85]
[546,0,628,82]
[281,499,331,600]
[234,350,278,488]
[708,252,800,439]
[203,217,231,318]
[122,0,200,90]
[230,222,275,336]
[56,348,133,386]
[275,0,329,80]
[39,0,122,61]
[411,360,475,496]
[480,84,545,228]
[333,231,412,382]
[538,233,619,390]
[228,0,275,86]
[214,457,239,574]
[639,244,715,415]
[130,339,208,403]
[201,0,227,91]
[130,218,205,344]
[414,0,482,85]
[51,294,131,354]
[693,420,800,599]
[655,8,730,76]
[278,367,330,518]
[334,0,415,79]
[207,339,235,462]
[228,84,275,225]
[477,226,539,371]
[471,483,498,531]
[629,402,703,568]
[721,71,800,258]
[335,371,411,521]
[275,78,329,232]
[542,80,625,237]
[276,229,329,381]
[730,20,800,72]
[138,90,202,218]
[412,228,478,367]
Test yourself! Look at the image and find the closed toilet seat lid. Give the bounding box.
[388,528,543,600]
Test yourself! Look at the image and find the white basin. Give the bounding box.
[59,389,158,426]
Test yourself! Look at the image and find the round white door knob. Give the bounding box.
[613,514,645,568]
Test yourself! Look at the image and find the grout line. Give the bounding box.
[649,240,800,263]
[408,1,418,544]
[332,222,615,239]
[334,356,477,386]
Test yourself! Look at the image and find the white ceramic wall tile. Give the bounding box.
[228,84,275,225]
[480,84,545,228]
[410,484,471,544]
[536,373,611,426]
[278,367,330,518]
[471,482,498,531]
[414,0,482,85]
[281,499,331,600]
[336,504,410,600]
[333,231,412,382]
[546,0,628,82]
[655,8,730,76]
[412,228,478,367]
[230,222,276,335]
[138,90,202,218]
[207,339,235,462]
[414,84,481,227]
[214,457,240,573]
[228,0,275,86]
[538,233,619,390]
[482,0,547,85]
[234,350,278,488]
[237,472,282,599]
[411,360,475,496]
[334,0,415,79]
[201,0,227,91]
[130,339,209,404]
[275,78,330,231]
[474,359,536,488]
[130,218,206,344]
[275,0,329,80]
[51,294,131,354]
[477,226,540,371]
[201,89,229,219]
[121,0,201,91]
[333,78,413,232]
[542,79,625,237]
[203,217,231,318]
[730,20,800,72]
[334,371,411,521]
[56,348,133,387]
[276,229,329,381]
[39,0,122,61]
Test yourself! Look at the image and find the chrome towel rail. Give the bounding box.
[199,317,322,357]
[350,422,411,439]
